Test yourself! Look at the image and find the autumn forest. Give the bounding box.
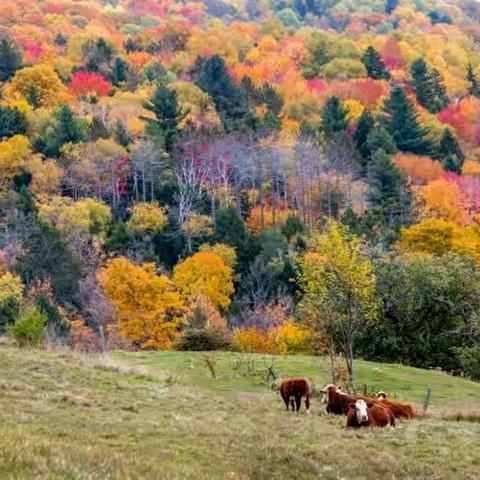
[1,0,480,385]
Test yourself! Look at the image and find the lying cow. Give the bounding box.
[376,391,416,419]
[347,399,395,428]
[321,384,357,415]
[280,378,310,414]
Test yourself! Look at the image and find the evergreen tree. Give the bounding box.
[0,37,22,82]
[141,81,185,151]
[321,96,349,139]
[114,120,132,148]
[466,63,480,98]
[368,149,411,220]
[382,85,432,155]
[385,0,399,14]
[195,55,254,132]
[89,115,110,141]
[0,106,27,139]
[42,105,86,157]
[362,46,390,80]
[367,125,397,157]
[438,128,465,173]
[410,59,448,113]
[111,57,129,86]
[354,109,375,165]
[106,221,133,254]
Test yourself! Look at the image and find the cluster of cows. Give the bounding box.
[280,378,416,428]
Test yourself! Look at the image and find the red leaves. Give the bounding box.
[69,71,112,98]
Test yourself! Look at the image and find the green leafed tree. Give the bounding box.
[321,96,349,139]
[299,221,379,384]
[0,37,22,82]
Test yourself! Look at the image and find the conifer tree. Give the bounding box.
[410,59,448,113]
[321,96,349,139]
[382,85,432,155]
[195,55,254,132]
[362,46,390,80]
[0,37,22,82]
[438,128,465,174]
[367,125,397,157]
[0,106,27,139]
[354,109,375,166]
[466,63,480,98]
[141,81,185,151]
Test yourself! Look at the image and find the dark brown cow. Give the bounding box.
[321,384,357,415]
[346,399,395,428]
[280,378,310,414]
[376,392,416,419]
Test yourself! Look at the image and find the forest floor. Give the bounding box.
[0,346,479,479]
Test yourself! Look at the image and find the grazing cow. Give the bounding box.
[346,399,395,428]
[376,392,416,419]
[321,384,357,415]
[280,378,310,414]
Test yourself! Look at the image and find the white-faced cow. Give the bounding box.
[346,399,395,428]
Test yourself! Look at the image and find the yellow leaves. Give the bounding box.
[5,65,70,108]
[275,321,311,355]
[25,155,64,199]
[343,99,364,123]
[246,205,294,234]
[419,178,470,225]
[0,272,24,306]
[127,202,167,238]
[174,252,234,311]
[199,243,237,269]
[463,160,480,176]
[399,218,480,261]
[0,135,30,178]
[98,257,185,350]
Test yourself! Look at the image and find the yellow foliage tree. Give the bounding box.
[5,65,69,108]
[0,135,30,178]
[127,202,167,238]
[25,155,64,199]
[0,272,24,307]
[174,252,234,311]
[199,243,237,269]
[98,258,185,350]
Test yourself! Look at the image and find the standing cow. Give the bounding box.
[346,399,395,428]
[280,378,310,414]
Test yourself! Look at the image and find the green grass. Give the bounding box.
[0,346,479,479]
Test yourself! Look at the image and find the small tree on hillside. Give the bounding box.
[466,63,480,98]
[362,46,390,80]
[299,221,379,384]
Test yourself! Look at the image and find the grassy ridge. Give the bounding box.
[0,346,479,479]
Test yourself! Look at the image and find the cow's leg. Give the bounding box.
[282,395,290,411]
[305,394,310,414]
[294,395,301,414]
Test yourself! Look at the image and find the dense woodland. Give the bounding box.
[1,0,480,382]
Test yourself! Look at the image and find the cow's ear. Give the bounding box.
[336,385,342,390]
[348,403,355,410]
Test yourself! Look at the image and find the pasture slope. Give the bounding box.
[0,346,478,480]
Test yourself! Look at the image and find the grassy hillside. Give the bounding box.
[0,346,479,479]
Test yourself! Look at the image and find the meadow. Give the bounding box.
[0,345,479,479]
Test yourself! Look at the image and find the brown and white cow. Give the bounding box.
[321,384,357,415]
[280,378,310,414]
[346,399,395,428]
[375,392,416,419]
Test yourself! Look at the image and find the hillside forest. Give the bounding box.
[1,0,480,383]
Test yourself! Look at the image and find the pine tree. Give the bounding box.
[114,120,132,148]
[438,128,465,173]
[382,85,432,155]
[367,125,397,157]
[368,149,411,218]
[0,106,27,139]
[141,81,185,151]
[466,63,480,98]
[0,37,22,82]
[354,109,375,166]
[111,57,129,86]
[321,96,349,139]
[195,55,254,132]
[362,46,390,80]
[410,59,448,113]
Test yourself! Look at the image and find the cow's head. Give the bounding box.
[376,391,388,400]
[320,384,335,404]
[354,399,369,424]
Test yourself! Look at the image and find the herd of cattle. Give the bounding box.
[279,378,416,428]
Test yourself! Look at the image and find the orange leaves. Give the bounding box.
[246,205,293,234]
[394,153,444,185]
[98,258,185,350]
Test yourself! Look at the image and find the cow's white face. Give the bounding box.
[355,399,368,424]
[321,384,334,404]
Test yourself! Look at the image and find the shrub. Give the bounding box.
[232,326,275,354]
[9,309,46,347]
[175,327,230,351]
[275,321,312,355]
[457,347,480,381]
